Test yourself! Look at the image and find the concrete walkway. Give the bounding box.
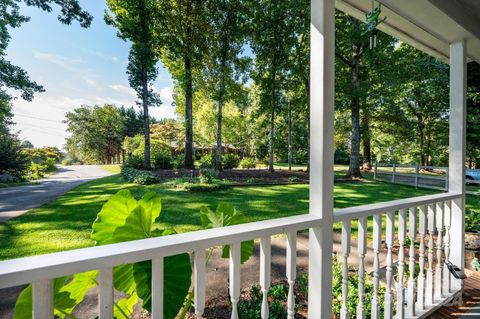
[0,165,113,222]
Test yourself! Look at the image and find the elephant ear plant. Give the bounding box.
[14,190,191,319]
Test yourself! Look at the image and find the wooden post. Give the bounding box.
[32,279,54,319]
[449,40,466,293]
[392,163,396,184]
[415,162,420,189]
[308,0,335,317]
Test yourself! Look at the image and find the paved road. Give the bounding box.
[0,165,113,222]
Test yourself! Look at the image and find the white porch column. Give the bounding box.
[308,0,335,318]
[448,40,466,291]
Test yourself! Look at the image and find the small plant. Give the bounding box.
[471,257,480,271]
[236,284,287,319]
[199,168,218,184]
[466,210,480,233]
[288,176,300,183]
[171,155,184,169]
[121,166,158,185]
[239,157,256,169]
[222,153,240,169]
[245,177,257,184]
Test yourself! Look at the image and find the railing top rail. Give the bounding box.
[0,214,321,289]
[333,192,462,222]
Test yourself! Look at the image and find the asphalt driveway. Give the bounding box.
[0,165,113,222]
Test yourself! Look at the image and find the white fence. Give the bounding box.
[373,162,480,195]
[0,192,463,319]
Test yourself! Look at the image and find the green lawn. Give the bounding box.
[0,173,449,261]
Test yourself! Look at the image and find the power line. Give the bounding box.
[15,113,64,124]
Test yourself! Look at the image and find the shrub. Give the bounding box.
[199,168,218,184]
[199,153,215,169]
[237,284,287,319]
[121,166,158,185]
[182,182,227,192]
[222,153,240,169]
[171,155,184,169]
[125,154,144,169]
[288,176,300,183]
[466,210,480,232]
[239,157,256,169]
[153,152,173,169]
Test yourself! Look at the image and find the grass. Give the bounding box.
[0,173,445,261]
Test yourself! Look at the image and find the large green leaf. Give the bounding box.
[200,203,254,263]
[14,277,76,319]
[91,189,139,245]
[132,254,192,319]
[114,292,139,319]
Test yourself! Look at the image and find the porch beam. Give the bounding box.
[308,0,335,318]
[448,40,466,291]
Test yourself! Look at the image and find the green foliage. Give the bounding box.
[121,166,158,185]
[65,105,125,164]
[125,154,144,169]
[222,153,240,169]
[200,203,254,264]
[199,153,216,169]
[236,284,287,319]
[153,152,174,169]
[239,157,256,169]
[0,131,28,177]
[171,155,185,169]
[12,189,186,319]
[466,210,480,233]
[298,255,386,318]
[199,168,218,184]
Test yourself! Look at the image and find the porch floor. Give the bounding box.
[428,270,480,318]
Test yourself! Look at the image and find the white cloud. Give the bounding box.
[108,84,137,97]
[159,87,174,107]
[33,51,82,68]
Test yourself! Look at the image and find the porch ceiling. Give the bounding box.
[335,0,480,64]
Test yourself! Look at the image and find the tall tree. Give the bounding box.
[204,0,249,171]
[249,0,296,172]
[159,0,209,169]
[106,0,161,169]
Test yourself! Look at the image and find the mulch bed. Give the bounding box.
[154,168,362,186]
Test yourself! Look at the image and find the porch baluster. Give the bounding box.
[443,200,452,294]
[99,267,114,319]
[286,231,297,319]
[152,257,164,319]
[407,207,417,316]
[357,217,367,319]
[372,214,382,319]
[417,205,427,311]
[426,204,436,305]
[194,250,206,318]
[384,211,395,319]
[32,279,54,319]
[230,242,241,319]
[260,237,271,319]
[435,202,444,300]
[341,220,351,319]
[397,209,406,318]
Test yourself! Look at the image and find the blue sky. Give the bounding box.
[7,1,176,149]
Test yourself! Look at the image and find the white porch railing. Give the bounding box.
[0,193,463,319]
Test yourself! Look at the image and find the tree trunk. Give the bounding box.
[347,40,362,179]
[184,56,194,169]
[142,76,151,169]
[268,73,276,173]
[216,18,230,173]
[362,111,372,170]
[288,100,292,171]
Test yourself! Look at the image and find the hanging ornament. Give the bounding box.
[363,0,387,49]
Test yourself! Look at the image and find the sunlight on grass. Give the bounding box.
[102,164,121,174]
[1,173,477,261]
